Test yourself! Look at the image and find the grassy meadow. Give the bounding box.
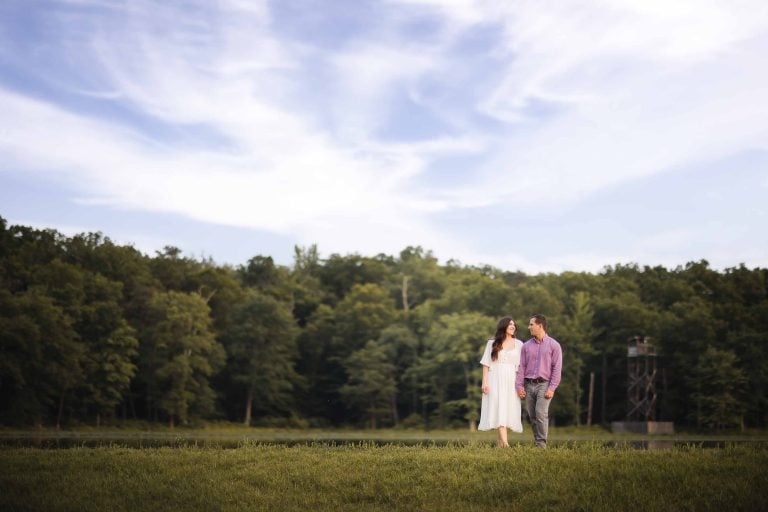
[2,431,767,511]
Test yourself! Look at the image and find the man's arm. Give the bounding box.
[546,341,563,398]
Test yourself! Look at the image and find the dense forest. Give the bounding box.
[1,216,766,430]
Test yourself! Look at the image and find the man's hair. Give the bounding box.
[530,314,547,331]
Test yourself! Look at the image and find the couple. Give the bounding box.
[479,315,562,448]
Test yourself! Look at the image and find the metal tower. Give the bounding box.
[626,335,658,421]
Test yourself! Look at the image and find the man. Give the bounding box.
[516,314,562,448]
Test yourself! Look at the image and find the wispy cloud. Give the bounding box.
[1,0,767,269]
[432,1,768,202]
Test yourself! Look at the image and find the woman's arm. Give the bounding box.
[482,365,490,394]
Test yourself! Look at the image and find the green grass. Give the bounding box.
[3,424,767,448]
[1,443,766,511]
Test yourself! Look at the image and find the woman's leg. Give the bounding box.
[497,426,509,447]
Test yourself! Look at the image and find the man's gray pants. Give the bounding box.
[524,380,551,448]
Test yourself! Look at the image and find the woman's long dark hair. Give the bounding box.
[491,316,515,361]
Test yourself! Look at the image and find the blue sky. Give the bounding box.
[1,0,767,272]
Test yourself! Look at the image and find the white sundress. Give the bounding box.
[478,338,523,432]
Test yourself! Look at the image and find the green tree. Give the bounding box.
[317,253,393,303]
[729,328,768,427]
[505,282,565,328]
[557,291,598,425]
[333,283,400,352]
[186,264,245,333]
[295,304,342,423]
[145,291,224,427]
[0,288,82,426]
[417,312,494,429]
[656,296,720,424]
[290,245,328,327]
[223,291,300,425]
[149,246,198,291]
[79,323,138,425]
[688,346,747,429]
[340,340,396,428]
[33,259,139,425]
[392,246,445,314]
[0,221,66,294]
[376,324,420,425]
[425,266,512,319]
[239,255,294,302]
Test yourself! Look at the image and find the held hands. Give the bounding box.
[517,387,554,399]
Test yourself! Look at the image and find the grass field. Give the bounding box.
[2,440,767,511]
[3,423,766,441]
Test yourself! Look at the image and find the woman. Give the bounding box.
[478,316,523,447]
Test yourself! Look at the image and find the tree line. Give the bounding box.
[1,216,766,430]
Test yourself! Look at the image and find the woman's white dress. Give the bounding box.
[478,339,523,432]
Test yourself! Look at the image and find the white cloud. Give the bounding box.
[421,1,768,205]
[329,43,439,143]
[2,0,768,270]
[1,0,493,259]
[0,81,467,260]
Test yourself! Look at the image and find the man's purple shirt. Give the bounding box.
[515,334,563,392]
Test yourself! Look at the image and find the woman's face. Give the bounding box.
[506,321,516,337]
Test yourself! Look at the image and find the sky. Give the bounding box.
[1,0,767,273]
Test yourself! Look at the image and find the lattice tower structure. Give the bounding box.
[626,335,658,421]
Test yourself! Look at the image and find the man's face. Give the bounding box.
[528,318,543,338]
